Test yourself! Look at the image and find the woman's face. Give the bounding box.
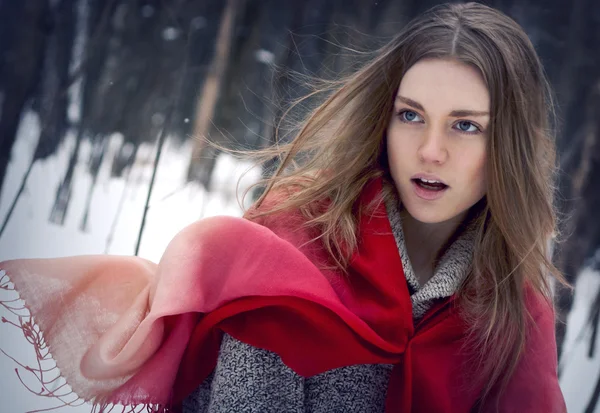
[387,58,489,224]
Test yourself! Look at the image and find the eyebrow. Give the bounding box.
[395,95,490,118]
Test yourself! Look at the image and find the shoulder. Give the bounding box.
[243,187,329,254]
[523,286,555,336]
[484,286,566,412]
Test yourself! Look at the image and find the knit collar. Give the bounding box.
[384,192,477,319]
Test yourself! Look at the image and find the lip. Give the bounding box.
[411,173,448,186]
[411,180,448,200]
[410,173,449,201]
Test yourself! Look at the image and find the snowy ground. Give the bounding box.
[0,110,597,412]
[560,268,600,413]
[0,111,260,412]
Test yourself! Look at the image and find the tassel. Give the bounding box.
[0,270,173,413]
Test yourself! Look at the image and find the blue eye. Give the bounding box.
[399,110,423,123]
[455,121,479,133]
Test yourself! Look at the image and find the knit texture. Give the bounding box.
[182,335,393,413]
[182,335,305,413]
[384,194,476,319]
[182,199,475,412]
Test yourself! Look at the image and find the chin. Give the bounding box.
[405,207,451,224]
[402,197,467,225]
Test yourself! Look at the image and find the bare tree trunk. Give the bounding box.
[79,136,106,232]
[556,81,600,359]
[0,155,36,238]
[49,0,118,225]
[187,0,239,188]
[585,296,600,413]
[585,373,600,413]
[0,0,48,205]
[35,0,76,162]
[134,11,195,256]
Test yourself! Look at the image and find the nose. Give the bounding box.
[417,128,448,165]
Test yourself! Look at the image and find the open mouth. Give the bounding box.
[411,177,449,200]
[411,178,448,191]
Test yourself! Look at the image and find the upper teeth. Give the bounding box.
[420,178,441,184]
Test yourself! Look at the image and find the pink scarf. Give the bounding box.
[0,178,423,412]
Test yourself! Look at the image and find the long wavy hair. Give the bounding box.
[240,2,568,407]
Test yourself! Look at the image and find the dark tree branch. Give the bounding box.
[584,296,600,413]
[134,13,194,256]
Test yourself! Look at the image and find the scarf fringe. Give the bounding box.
[0,270,172,413]
[89,401,172,413]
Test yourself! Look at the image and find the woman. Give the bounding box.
[0,2,566,413]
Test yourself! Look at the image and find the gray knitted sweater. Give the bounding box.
[182,198,475,413]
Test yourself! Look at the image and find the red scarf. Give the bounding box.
[0,177,565,412]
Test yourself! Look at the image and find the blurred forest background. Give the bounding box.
[0,0,599,411]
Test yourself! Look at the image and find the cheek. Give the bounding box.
[465,147,487,195]
[386,130,402,171]
[386,125,418,167]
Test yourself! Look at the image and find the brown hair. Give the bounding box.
[240,2,568,407]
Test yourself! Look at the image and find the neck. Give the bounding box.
[400,208,466,286]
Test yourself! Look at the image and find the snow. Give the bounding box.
[162,27,181,41]
[255,49,275,65]
[0,111,597,412]
[0,114,260,412]
[67,0,88,124]
[560,268,600,413]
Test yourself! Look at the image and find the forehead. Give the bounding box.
[397,58,490,112]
